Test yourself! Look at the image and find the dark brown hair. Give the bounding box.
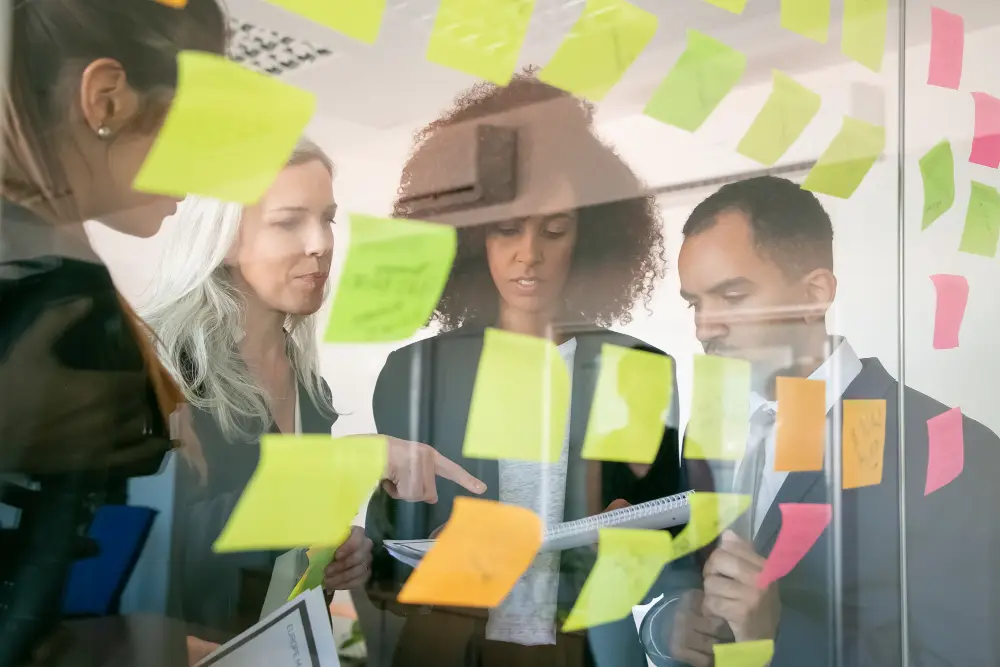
[394,72,666,331]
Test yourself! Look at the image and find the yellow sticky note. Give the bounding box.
[685,355,751,461]
[133,51,315,204]
[213,435,386,552]
[288,546,336,600]
[705,0,748,14]
[463,328,571,463]
[781,0,830,42]
[842,399,885,489]
[265,0,385,43]
[672,493,750,560]
[398,497,542,607]
[842,0,888,72]
[715,640,775,667]
[643,29,746,132]
[324,214,456,343]
[538,0,658,101]
[775,377,826,472]
[581,345,673,465]
[801,117,884,199]
[426,0,535,85]
[737,71,821,166]
[562,529,673,631]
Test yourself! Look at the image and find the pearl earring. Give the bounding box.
[96,125,112,139]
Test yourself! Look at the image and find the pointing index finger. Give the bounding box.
[432,450,487,495]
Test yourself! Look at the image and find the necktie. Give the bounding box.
[731,406,776,541]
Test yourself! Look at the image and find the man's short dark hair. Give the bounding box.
[682,175,834,277]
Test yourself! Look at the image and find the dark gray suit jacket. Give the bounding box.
[640,357,1000,667]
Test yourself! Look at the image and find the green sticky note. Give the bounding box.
[426,0,535,85]
[133,52,315,204]
[538,0,658,101]
[781,0,830,43]
[324,214,456,343]
[736,70,821,166]
[288,546,336,600]
[463,328,571,463]
[671,493,751,561]
[715,640,775,667]
[562,529,674,632]
[265,0,385,43]
[919,140,955,230]
[705,0,748,14]
[581,345,673,465]
[685,355,751,461]
[801,117,884,199]
[214,435,386,552]
[959,182,1000,258]
[842,0,888,72]
[643,29,746,132]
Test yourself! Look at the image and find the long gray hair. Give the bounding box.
[140,138,335,439]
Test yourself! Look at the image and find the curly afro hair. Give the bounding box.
[394,71,666,332]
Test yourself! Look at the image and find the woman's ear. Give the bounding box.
[801,268,837,323]
[77,58,140,136]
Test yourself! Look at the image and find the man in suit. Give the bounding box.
[639,176,1000,667]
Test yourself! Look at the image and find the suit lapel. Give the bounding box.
[564,331,606,521]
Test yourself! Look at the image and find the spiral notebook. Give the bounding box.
[384,490,693,566]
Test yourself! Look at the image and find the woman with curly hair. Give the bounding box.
[364,74,681,667]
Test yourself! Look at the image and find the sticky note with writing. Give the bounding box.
[643,30,746,132]
[925,407,964,495]
[705,0,748,14]
[930,274,969,350]
[266,0,385,43]
[671,493,751,561]
[960,182,1000,258]
[685,355,751,461]
[801,117,884,199]
[562,528,673,631]
[214,435,386,551]
[397,497,542,607]
[581,345,673,465]
[324,214,456,343]
[775,377,826,472]
[426,0,535,85]
[463,329,571,463]
[715,640,775,667]
[756,503,831,588]
[919,140,955,230]
[841,0,888,72]
[736,70,821,166]
[133,51,315,204]
[538,0,657,101]
[928,7,964,89]
[969,92,1000,168]
[781,0,830,42]
[288,546,336,600]
[841,399,886,490]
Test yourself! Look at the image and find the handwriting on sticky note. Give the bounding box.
[960,182,1000,258]
[928,7,964,89]
[397,497,542,607]
[685,355,751,461]
[705,0,748,14]
[288,546,336,600]
[538,0,657,101]
[919,140,955,230]
[562,528,673,631]
[801,117,884,199]
[671,493,750,560]
[737,70,821,166]
[463,328,570,463]
[969,92,1000,168]
[266,0,385,43]
[425,0,534,85]
[781,0,830,42]
[715,639,775,667]
[841,0,888,72]
[323,214,456,343]
[214,435,386,552]
[925,407,964,495]
[133,51,315,204]
[643,29,745,132]
[775,377,826,472]
[930,274,969,350]
[756,504,831,588]
[581,345,673,465]
[842,400,886,490]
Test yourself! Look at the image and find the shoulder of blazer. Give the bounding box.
[576,329,673,360]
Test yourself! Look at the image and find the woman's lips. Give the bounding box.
[297,272,329,288]
[511,277,543,295]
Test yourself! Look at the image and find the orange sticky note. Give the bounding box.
[775,377,826,472]
[842,399,886,489]
[155,0,187,7]
[397,497,542,607]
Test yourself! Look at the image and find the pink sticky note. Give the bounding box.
[928,8,964,89]
[925,407,964,495]
[970,92,1000,168]
[756,504,831,589]
[930,274,969,349]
